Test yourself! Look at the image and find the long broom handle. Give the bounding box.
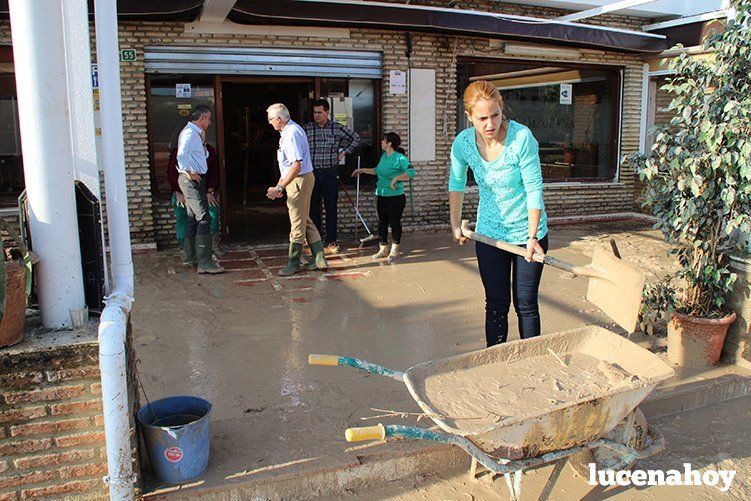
[460,220,603,278]
[356,159,360,211]
[339,177,372,234]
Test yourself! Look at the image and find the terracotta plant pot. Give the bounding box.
[563,149,576,164]
[0,260,28,348]
[667,311,737,368]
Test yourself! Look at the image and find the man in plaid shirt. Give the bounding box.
[304,99,359,253]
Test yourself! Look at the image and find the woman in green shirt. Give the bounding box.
[449,81,548,347]
[352,132,415,263]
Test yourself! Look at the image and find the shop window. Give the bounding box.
[147,75,215,197]
[644,75,674,152]
[457,59,622,182]
[0,47,23,207]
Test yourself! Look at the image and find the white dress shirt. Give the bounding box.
[176,122,208,174]
[277,120,313,178]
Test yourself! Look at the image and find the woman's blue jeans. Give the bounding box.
[475,235,549,347]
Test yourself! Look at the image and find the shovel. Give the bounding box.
[460,220,645,334]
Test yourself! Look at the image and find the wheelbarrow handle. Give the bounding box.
[308,354,405,381]
[345,423,507,474]
[345,423,386,442]
[460,220,600,278]
[307,354,340,366]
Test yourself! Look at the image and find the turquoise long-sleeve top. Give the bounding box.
[449,120,547,245]
[374,151,415,197]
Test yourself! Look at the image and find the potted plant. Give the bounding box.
[563,140,577,165]
[630,0,751,367]
[0,217,34,348]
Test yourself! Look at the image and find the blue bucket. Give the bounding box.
[136,395,212,484]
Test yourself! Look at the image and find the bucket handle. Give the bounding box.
[134,359,161,423]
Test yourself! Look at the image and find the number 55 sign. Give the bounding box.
[120,49,137,62]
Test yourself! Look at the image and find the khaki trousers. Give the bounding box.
[286,172,322,245]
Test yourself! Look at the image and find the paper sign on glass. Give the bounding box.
[176,84,192,99]
[560,83,572,105]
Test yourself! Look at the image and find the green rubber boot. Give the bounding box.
[196,234,225,274]
[184,235,197,268]
[305,240,329,271]
[279,242,304,276]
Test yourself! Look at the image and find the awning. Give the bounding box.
[230,0,668,54]
[0,0,668,53]
[0,1,204,22]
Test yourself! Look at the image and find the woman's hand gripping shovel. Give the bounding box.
[460,220,646,333]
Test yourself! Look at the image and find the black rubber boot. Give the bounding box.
[196,234,225,274]
[212,233,225,257]
[184,235,197,268]
[305,240,329,271]
[279,242,304,276]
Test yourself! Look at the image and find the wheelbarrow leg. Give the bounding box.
[503,470,522,501]
[467,455,522,499]
[469,457,478,479]
[538,458,567,501]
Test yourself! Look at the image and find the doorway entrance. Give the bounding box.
[219,79,313,243]
[146,72,380,247]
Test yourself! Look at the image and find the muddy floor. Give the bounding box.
[132,221,681,494]
[335,396,751,500]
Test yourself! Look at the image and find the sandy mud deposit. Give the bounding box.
[422,352,635,433]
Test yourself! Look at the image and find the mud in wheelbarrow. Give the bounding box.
[309,326,674,499]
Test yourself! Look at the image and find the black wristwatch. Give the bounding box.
[276,184,284,193]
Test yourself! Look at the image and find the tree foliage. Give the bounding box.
[630,0,751,319]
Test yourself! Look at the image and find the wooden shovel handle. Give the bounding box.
[460,220,543,262]
[459,220,590,276]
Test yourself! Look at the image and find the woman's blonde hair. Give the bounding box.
[463,80,504,115]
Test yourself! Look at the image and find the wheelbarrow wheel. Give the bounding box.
[569,407,648,477]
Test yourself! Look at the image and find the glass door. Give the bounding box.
[147,75,216,197]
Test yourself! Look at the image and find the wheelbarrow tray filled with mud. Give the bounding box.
[401,325,674,460]
[310,325,673,459]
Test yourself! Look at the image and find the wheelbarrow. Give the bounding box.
[309,326,674,499]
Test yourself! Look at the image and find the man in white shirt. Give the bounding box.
[266,103,328,276]
[176,105,224,274]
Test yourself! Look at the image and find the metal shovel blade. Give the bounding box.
[460,220,646,334]
[586,247,646,334]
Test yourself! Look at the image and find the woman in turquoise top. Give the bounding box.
[449,81,548,347]
[352,132,415,263]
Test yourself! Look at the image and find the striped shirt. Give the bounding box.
[304,119,360,172]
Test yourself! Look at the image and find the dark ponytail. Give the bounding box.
[384,132,406,155]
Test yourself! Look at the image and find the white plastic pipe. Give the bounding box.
[63,0,110,295]
[98,293,133,500]
[95,0,133,298]
[8,0,86,328]
[94,0,136,499]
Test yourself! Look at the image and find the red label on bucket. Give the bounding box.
[164,447,184,463]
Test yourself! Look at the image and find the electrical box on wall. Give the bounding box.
[327,96,354,130]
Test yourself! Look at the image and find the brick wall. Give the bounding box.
[0,1,651,247]
[114,25,644,247]
[0,341,107,500]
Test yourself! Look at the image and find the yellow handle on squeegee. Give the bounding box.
[345,423,386,442]
[308,354,340,366]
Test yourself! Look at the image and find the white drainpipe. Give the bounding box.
[8,0,86,329]
[94,0,136,499]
